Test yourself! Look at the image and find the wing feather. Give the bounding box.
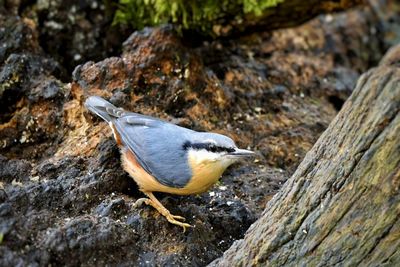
[114,114,193,188]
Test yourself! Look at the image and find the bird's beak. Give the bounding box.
[228,149,255,158]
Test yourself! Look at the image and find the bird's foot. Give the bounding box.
[141,192,192,232]
[165,214,191,232]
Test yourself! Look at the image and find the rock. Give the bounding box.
[0,13,40,64]
[0,155,31,183]
[0,11,66,160]
[28,0,129,73]
[0,189,7,202]
[41,216,140,266]
[0,203,12,217]
[95,198,128,217]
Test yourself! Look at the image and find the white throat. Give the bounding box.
[188,148,237,168]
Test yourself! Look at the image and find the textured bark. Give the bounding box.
[210,47,400,266]
[213,0,363,37]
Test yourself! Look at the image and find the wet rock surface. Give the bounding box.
[0,1,399,266]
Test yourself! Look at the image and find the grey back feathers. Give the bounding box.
[85,96,237,188]
[114,117,195,188]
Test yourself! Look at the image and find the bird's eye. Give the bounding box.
[226,147,235,153]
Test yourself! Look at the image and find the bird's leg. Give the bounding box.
[141,191,192,231]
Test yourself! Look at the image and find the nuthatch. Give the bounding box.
[85,96,254,230]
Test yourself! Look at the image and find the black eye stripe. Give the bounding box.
[183,141,235,153]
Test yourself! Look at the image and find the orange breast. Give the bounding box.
[121,149,189,195]
[121,149,225,195]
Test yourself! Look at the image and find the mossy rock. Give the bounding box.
[112,0,284,36]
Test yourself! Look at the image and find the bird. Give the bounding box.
[85,96,254,230]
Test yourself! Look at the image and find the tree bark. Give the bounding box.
[212,0,363,37]
[210,46,400,266]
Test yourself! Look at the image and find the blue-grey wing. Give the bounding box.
[114,114,193,188]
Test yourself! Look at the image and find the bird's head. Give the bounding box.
[183,132,255,169]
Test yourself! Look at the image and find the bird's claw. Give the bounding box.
[138,193,192,231]
[166,214,192,232]
[171,214,186,221]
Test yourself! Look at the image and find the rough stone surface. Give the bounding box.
[20,0,131,75]
[0,1,399,266]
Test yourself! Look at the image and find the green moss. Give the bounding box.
[112,0,284,36]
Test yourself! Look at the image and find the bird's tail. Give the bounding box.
[84,96,124,122]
